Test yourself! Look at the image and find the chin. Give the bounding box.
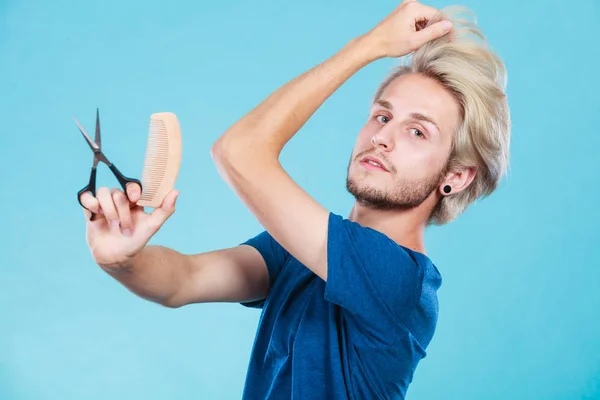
[349,167,390,187]
[346,174,387,197]
[345,168,438,211]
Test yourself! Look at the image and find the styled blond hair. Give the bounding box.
[373,6,511,225]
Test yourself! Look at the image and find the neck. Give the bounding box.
[347,193,440,256]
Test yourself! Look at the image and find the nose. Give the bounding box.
[371,126,395,151]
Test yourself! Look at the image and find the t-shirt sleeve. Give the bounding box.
[239,230,290,309]
[324,212,424,332]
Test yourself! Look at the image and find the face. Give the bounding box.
[346,73,462,211]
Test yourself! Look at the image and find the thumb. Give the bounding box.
[147,189,179,229]
[413,20,453,47]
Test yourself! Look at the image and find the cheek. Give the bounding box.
[359,125,376,142]
[353,127,375,154]
[392,148,440,178]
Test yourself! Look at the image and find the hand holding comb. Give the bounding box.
[75,109,182,220]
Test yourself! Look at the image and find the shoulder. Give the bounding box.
[326,212,435,308]
[327,211,428,274]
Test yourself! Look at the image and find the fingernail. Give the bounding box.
[123,229,131,236]
[111,219,120,228]
[441,20,453,30]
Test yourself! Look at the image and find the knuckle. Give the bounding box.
[96,188,111,205]
[80,192,96,207]
[406,36,419,50]
[125,184,136,197]
[111,189,127,204]
[90,247,102,263]
[125,181,139,191]
[120,208,132,222]
[147,218,162,232]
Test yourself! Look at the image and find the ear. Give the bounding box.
[439,166,477,196]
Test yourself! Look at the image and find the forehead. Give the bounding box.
[376,73,462,135]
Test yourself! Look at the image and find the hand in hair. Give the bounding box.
[364,0,453,58]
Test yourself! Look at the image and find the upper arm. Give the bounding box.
[165,245,270,308]
[212,143,330,281]
[166,230,290,308]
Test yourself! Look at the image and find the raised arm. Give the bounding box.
[211,1,453,281]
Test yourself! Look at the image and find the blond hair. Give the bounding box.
[373,6,511,225]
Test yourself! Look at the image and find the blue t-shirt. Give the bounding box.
[239,212,442,399]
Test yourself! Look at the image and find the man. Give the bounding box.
[79,1,510,398]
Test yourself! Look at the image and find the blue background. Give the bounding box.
[1,0,599,399]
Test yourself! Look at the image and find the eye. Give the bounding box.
[375,115,390,124]
[410,128,426,139]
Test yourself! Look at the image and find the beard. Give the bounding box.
[345,153,447,211]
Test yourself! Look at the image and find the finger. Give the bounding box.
[82,207,104,226]
[112,188,132,236]
[147,190,179,232]
[413,4,440,23]
[125,182,142,204]
[82,204,93,221]
[413,20,453,47]
[79,191,101,214]
[96,186,120,232]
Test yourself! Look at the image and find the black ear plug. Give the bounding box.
[443,185,451,194]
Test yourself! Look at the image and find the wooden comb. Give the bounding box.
[136,112,182,208]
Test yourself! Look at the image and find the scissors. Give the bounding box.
[74,108,142,220]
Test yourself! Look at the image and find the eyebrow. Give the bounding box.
[374,99,440,134]
[375,99,394,110]
[410,112,440,134]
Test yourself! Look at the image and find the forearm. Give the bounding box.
[101,245,190,308]
[214,34,382,158]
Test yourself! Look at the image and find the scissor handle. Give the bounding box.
[77,164,142,222]
[78,166,98,221]
[109,164,143,199]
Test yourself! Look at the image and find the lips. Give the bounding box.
[360,156,389,172]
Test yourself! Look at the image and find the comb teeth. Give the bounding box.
[139,120,169,199]
[137,112,182,208]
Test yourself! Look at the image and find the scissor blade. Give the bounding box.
[95,108,101,150]
[73,116,99,152]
